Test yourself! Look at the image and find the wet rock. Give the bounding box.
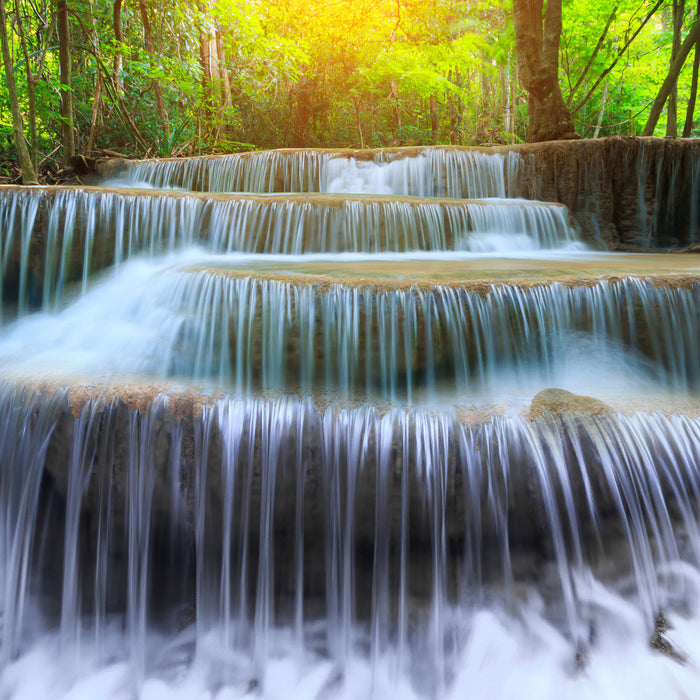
[650,612,686,663]
[69,154,97,176]
[670,243,700,253]
[94,157,130,180]
[528,388,612,420]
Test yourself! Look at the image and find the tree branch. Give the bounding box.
[643,18,700,135]
[571,0,663,116]
[566,6,617,107]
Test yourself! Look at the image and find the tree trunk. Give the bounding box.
[13,0,39,170]
[112,0,123,90]
[86,71,103,154]
[137,0,169,144]
[215,29,231,114]
[57,0,75,164]
[643,19,700,135]
[197,8,231,144]
[198,31,212,126]
[666,0,686,136]
[683,0,700,136]
[0,0,37,183]
[85,0,104,155]
[430,94,439,144]
[510,62,517,142]
[198,23,218,137]
[513,0,579,142]
[593,83,608,138]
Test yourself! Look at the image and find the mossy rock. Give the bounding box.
[528,388,612,420]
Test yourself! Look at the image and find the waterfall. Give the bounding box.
[124,147,524,197]
[0,384,699,696]
[127,150,333,192]
[0,187,575,317]
[517,137,700,248]
[120,139,700,248]
[155,273,697,396]
[0,139,698,698]
[0,268,695,396]
[322,149,524,198]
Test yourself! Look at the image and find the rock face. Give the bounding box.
[495,136,700,250]
[528,388,612,420]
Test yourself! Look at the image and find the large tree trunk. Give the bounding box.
[57,0,75,164]
[0,0,37,183]
[643,19,700,135]
[513,0,579,142]
[197,9,232,143]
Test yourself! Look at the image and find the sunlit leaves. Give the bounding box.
[561,0,700,136]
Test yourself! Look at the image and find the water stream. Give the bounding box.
[0,146,698,698]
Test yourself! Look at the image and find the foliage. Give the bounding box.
[561,0,699,137]
[0,0,696,161]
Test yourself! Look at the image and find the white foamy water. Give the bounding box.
[99,178,186,191]
[0,251,695,399]
[3,588,700,700]
[0,187,581,319]
[121,147,523,199]
[322,150,521,199]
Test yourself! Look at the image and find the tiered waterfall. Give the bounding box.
[0,143,698,699]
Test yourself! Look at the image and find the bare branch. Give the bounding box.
[566,6,617,107]
[571,0,663,116]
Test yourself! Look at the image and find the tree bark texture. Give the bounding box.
[197,8,232,142]
[198,28,219,127]
[112,0,123,90]
[57,0,75,163]
[0,0,38,183]
[513,0,579,142]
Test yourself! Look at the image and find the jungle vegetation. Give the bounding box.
[0,0,698,182]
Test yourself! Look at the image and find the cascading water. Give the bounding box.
[0,143,698,699]
[0,186,576,319]
[122,147,524,198]
[2,386,700,698]
[1,264,695,397]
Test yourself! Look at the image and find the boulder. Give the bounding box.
[528,388,612,420]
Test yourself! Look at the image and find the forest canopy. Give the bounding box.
[0,0,698,173]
